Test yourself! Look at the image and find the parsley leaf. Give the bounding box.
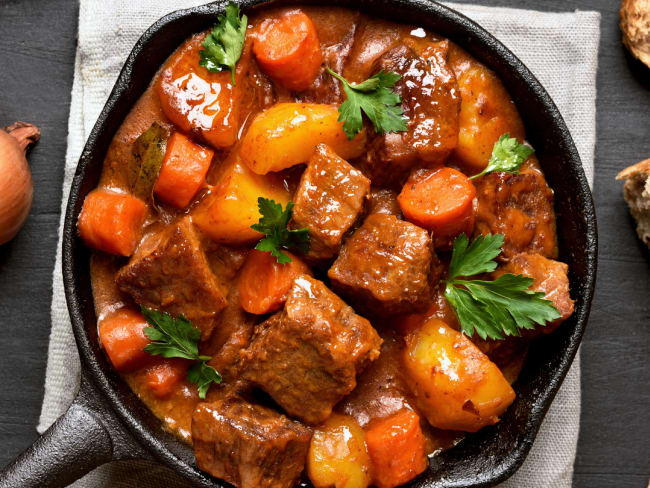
[444,234,561,340]
[326,67,408,140]
[469,134,534,180]
[448,233,504,279]
[250,198,310,264]
[187,361,222,399]
[142,307,221,398]
[198,2,247,85]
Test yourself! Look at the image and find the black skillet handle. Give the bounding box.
[0,374,149,488]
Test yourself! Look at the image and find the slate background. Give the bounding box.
[0,0,648,486]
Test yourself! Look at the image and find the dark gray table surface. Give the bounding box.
[0,0,648,486]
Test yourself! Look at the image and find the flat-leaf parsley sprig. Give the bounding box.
[469,134,534,180]
[199,2,247,84]
[142,307,221,398]
[444,234,561,340]
[326,67,408,140]
[250,197,310,264]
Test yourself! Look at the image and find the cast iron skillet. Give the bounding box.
[0,0,597,487]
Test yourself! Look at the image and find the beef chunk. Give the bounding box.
[204,243,249,284]
[360,40,460,187]
[367,187,402,218]
[493,252,574,333]
[291,144,370,261]
[298,9,359,104]
[115,218,227,339]
[473,170,558,260]
[337,330,413,427]
[241,276,382,424]
[193,397,311,488]
[328,214,432,316]
[201,286,255,382]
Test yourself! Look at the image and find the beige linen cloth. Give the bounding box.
[39,1,599,486]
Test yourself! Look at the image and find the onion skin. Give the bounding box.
[0,122,39,245]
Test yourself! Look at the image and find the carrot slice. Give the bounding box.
[238,249,312,315]
[98,309,152,373]
[398,167,476,248]
[154,132,214,209]
[365,410,428,488]
[253,10,322,92]
[144,358,190,398]
[78,190,147,256]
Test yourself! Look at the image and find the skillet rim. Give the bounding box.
[62,1,598,487]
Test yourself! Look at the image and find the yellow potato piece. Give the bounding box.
[240,103,367,175]
[452,64,526,174]
[308,414,372,488]
[192,158,290,245]
[403,318,515,432]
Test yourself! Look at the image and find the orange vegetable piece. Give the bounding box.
[240,103,366,175]
[78,190,147,256]
[153,132,214,209]
[364,410,428,488]
[98,308,152,373]
[403,318,516,432]
[192,158,291,245]
[452,64,526,174]
[157,35,240,148]
[307,413,372,488]
[253,9,323,92]
[238,249,312,315]
[398,167,476,248]
[144,358,190,398]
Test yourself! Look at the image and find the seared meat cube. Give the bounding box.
[328,214,432,316]
[193,397,312,488]
[493,252,574,333]
[291,144,370,261]
[241,275,382,424]
[473,170,558,260]
[115,218,227,339]
[361,41,460,187]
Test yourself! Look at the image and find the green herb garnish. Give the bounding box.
[250,198,310,264]
[469,134,534,180]
[444,234,561,340]
[199,2,247,85]
[326,67,408,140]
[142,307,221,399]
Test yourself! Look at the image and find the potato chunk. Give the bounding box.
[192,158,290,244]
[448,50,526,174]
[308,414,372,488]
[240,103,366,174]
[403,318,515,432]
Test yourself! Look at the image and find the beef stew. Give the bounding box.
[77,4,576,488]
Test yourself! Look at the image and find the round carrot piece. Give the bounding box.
[144,358,190,398]
[398,167,476,246]
[253,10,322,92]
[238,249,311,315]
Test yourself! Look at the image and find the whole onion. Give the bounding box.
[0,122,39,245]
